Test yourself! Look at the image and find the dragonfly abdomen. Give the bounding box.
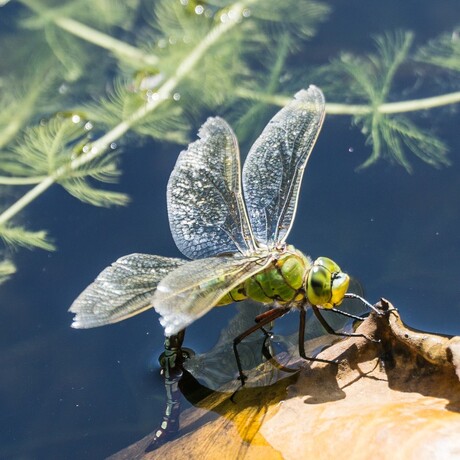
[216,249,311,307]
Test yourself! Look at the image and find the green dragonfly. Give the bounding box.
[70,85,377,384]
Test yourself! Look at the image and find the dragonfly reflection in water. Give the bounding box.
[70,85,378,385]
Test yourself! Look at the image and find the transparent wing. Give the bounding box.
[242,85,326,246]
[167,117,256,260]
[154,252,274,335]
[69,253,185,328]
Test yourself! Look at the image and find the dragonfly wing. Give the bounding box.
[69,253,185,328]
[242,86,326,246]
[168,117,256,260]
[154,252,273,336]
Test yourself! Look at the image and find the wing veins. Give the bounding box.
[205,173,255,254]
[168,117,256,259]
[156,254,268,301]
[242,86,326,247]
[273,127,310,242]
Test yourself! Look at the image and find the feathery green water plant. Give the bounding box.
[82,78,189,144]
[415,27,460,72]
[0,0,278,273]
[0,62,62,149]
[329,31,451,171]
[0,115,128,206]
[0,0,458,281]
[237,30,458,172]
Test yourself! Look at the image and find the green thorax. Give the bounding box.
[217,246,311,307]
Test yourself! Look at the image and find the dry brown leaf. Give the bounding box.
[110,300,460,460]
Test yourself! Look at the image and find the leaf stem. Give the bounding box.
[53,17,160,68]
[235,88,460,115]
[0,176,48,185]
[19,0,159,68]
[0,176,55,226]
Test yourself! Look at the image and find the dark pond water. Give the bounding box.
[0,1,459,459]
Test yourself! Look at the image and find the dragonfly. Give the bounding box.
[70,85,378,387]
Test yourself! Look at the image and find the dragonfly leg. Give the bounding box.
[328,307,365,322]
[313,306,380,343]
[258,322,299,375]
[259,327,275,362]
[255,325,299,375]
[255,309,277,343]
[233,307,289,385]
[343,293,383,316]
[146,330,187,452]
[298,308,338,364]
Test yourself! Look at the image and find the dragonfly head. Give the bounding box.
[306,257,350,308]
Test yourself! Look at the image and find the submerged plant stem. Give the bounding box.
[19,0,159,68]
[0,176,54,226]
[53,17,159,68]
[0,176,47,185]
[235,88,460,115]
[0,2,248,227]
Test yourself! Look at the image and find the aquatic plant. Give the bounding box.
[0,0,458,279]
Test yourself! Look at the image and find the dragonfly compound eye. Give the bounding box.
[307,264,332,306]
[307,257,350,308]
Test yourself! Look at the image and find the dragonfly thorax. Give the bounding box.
[216,246,350,309]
